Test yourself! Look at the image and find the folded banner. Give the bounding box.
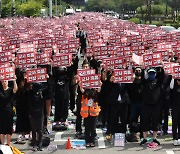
[26,68,47,83]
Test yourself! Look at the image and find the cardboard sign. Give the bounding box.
[164,62,179,75]
[26,68,47,83]
[0,51,12,64]
[113,69,133,83]
[103,57,124,70]
[0,67,15,81]
[36,52,49,65]
[53,53,72,67]
[114,133,125,147]
[79,74,101,89]
[77,69,96,76]
[16,51,36,69]
[173,65,180,79]
[143,52,162,67]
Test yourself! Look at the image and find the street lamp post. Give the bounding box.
[0,0,2,18]
[55,0,58,16]
[49,0,52,18]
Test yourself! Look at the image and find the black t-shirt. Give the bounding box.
[0,87,13,110]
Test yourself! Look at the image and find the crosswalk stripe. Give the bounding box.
[54,132,64,142]
[96,129,106,149]
[166,150,175,154]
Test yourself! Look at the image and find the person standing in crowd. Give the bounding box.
[15,79,31,142]
[80,89,101,147]
[27,83,47,151]
[158,67,171,135]
[74,60,90,139]
[68,54,79,113]
[170,78,180,145]
[99,70,112,132]
[127,67,143,139]
[0,79,18,145]
[140,67,164,146]
[53,66,70,123]
[106,74,130,140]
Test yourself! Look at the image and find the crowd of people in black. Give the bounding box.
[0,21,179,152]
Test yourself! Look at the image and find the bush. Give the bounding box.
[129,17,140,24]
[164,19,173,24]
[171,22,180,29]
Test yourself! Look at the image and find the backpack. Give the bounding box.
[42,136,50,147]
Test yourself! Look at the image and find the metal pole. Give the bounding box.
[55,0,58,16]
[49,0,52,18]
[60,0,61,15]
[0,0,2,18]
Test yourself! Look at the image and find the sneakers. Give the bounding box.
[32,146,37,151]
[153,139,160,145]
[140,139,147,145]
[173,140,178,146]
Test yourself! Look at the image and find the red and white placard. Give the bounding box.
[103,57,124,70]
[0,67,15,81]
[16,51,36,69]
[0,51,12,64]
[79,74,101,88]
[164,62,179,75]
[36,52,49,65]
[113,69,133,83]
[173,65,180,79]
[77,69,96,76]
[52,53,72,67]
[26,68,47,83]
[143,52,162,67]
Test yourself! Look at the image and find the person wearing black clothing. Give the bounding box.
[68,54,79,112]
[159,68,171,135]
[99,70,112,131]
[127,67,143,137]
[106,75,130,140]
[28,83,47,151]
[0,79,18,145]
[15,80,31,141]
[54,67,70,123]
[140,67,164,145]
[170,78,180,146]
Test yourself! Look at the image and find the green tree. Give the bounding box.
[17,0,43,17]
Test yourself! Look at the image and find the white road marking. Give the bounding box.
[166,150,175,154]
[54,132,64,142]
[96,129,106,149]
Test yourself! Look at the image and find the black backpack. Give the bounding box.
[42,136,50,147]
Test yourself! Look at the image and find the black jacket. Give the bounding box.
[108,82,130,105]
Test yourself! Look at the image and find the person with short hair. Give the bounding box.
[0,79,18,146]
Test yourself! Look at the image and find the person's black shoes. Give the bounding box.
[37,146,43,151]
[140,139,147,145]
[153,139,160,145]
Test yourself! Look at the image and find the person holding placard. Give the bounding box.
[0,78,18,146]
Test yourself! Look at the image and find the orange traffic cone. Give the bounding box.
[66,138,72,150]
